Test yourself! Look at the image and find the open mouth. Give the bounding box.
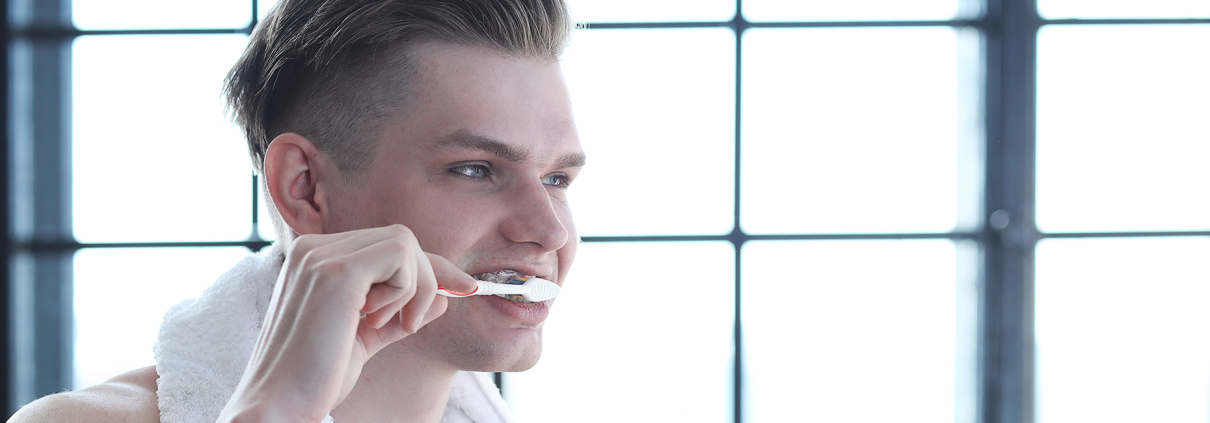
[472,269,540,304]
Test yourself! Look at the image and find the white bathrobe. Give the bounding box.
[153,243,516,423]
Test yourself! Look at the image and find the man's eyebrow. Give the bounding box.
[431,129,586,169]
[430,130,528,162]
[557,152,587,169]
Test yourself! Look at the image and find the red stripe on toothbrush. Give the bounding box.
[438,285,478,296]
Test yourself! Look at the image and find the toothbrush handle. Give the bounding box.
[475,281,528,296]
[436,282,480,297]
[437,281,527,297]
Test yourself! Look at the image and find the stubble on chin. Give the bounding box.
[412,299,545,372]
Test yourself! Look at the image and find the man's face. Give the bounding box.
[325,42,583,372]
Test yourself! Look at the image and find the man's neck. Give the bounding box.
[330,342,460,423]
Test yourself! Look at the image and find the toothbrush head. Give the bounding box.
[516,277,560,302]
[496,276,559,302]
[499,276,528,303]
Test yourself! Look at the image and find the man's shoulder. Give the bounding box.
[8,366,160,423]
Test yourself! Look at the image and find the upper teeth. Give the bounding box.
[473,270,539,303]
[473,269,531,284]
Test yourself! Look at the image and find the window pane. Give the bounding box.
[258,0,279,21]
[1035,237,1210,423]
[73,35,253,242]
[568,0,735,23]
[506,242,734,423]
[744,0,960,22]
[256,186,278,241]
[74,0,252,30]
[73,247,251,389]
[1036,25,1210,233]
[743,240,972,422]
[742,28,961,234]
[1040,0,1210,19]
[563,29,736,236]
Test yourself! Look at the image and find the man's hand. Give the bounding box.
[218,225,477,423]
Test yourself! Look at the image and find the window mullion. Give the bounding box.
[981,0,1041,422]
[7,0,75,410]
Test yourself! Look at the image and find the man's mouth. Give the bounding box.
[472,269,541,304]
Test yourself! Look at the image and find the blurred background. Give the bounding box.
[4,0,1209,422]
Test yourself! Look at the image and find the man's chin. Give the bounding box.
[459,342,543,373]
[417,301,547,371]
[500,351,541,372]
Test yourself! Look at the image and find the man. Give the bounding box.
[10,0,582,421]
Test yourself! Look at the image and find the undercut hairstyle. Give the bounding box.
[223,0,572,239]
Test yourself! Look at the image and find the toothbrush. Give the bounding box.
[436,276,560,302]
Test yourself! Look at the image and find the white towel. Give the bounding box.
[154,242,516,423]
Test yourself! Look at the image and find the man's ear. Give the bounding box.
[263,133,332,236]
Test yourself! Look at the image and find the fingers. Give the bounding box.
[366,252,475,333]
[288,225,396,265]
[291,225,475,337]
[356,309,406,357]
[398,249,436,333]
[345,230,472,335]
[355,233,423,329]
[363,280,401,316]
[406,254,475,331]
[238,224,469,417]
[363,286,402,329]
[429,253,478,293]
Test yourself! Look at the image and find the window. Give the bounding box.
[1032,4,1210,422]
[5,0,1208,421]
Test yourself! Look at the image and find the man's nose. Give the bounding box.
[499,178,569,252]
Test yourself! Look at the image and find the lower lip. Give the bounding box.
[484,295,549,324]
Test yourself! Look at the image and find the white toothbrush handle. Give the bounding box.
[435,278,560,302]
[473,281,526,296]
[435,280,526,297]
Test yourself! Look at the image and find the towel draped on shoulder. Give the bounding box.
[153,243,516,423]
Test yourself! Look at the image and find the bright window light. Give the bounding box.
[506,242,735,423]
[73,247,251,389]
[257,0,279,21]
[72,35,253,243]
[742,240,972,423]
[567,0,735,22]
[1036,25,1210,233]
[1039,0,1210,19]
[1035,237,1210,423]
[73,0,252,30]
[562,28,736,236]
[742,27,961,234]
[744,0,960,22]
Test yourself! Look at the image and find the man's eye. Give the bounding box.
[541,174,571,188]
[451,164,490,179]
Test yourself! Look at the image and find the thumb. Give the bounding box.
[428,253,478,293]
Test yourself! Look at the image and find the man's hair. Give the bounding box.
[223,0,572,238]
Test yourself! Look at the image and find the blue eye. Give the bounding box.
[542,174,571,188]
[451,164,490,179]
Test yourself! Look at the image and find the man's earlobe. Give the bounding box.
[264,133,327,235]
